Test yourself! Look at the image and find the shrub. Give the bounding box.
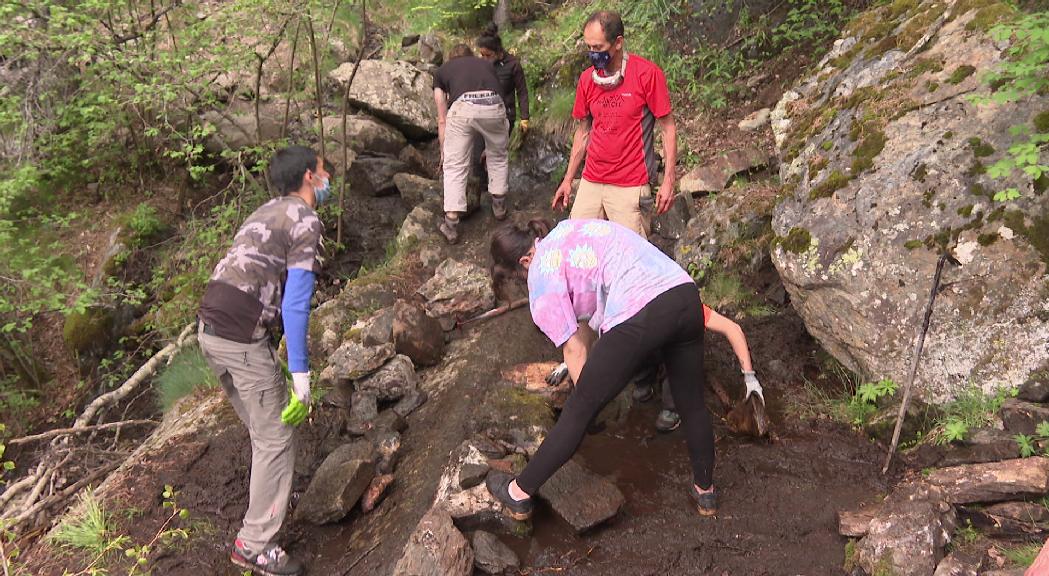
[154,348,218,412]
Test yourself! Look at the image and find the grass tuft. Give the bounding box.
[154,348,218,412]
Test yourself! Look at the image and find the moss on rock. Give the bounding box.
[780,227,813,254]
[852,130,888,174]
[63,306,114,355]
[966,137,995,157]
[947,64,976,85]
[810,170,851,199]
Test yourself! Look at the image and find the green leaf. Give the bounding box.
[1036,420,1049,438]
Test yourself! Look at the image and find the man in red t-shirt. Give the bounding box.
[551,10,678,238]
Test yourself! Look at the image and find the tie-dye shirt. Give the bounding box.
[527,219,693,347]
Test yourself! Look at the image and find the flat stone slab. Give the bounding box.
[294,457,374,525]
[1000,398,1049,436]
[926,457,1049,504]
[392,506,473,576]
[472,530,519,575]
[537,458,624,533]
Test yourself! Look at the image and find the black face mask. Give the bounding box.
[588,50,612,71]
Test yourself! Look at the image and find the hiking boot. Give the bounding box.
[491,195,508,221]
[231,539,304,576]
[439,216,459,244]
[632,382,654,403]
[485,472,533,521]
[690,485,717,517]
[655,409,681,433]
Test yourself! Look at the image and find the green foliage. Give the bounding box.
[954,518,980,545]
[933,383,1018,444]
[846,378,898,426]
[1016,433,1038,457]
[969,10,1049,202]
[50,492,129,558]
[1000,542,1042,567]
[154,349,219,412]
[121,204,165,249]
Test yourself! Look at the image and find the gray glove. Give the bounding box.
[546,362,570,386]
[743,371,764,404]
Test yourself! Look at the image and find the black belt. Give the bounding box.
[201,321,275,345]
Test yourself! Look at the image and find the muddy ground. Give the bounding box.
[20,179,899,576]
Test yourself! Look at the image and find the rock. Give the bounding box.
[357,355,418,402]
[417,259,496,323]
[472,531,519,575]
[1001,399,1049,436]
[537,459,625,533]
[394,173,442,207]
[374,430,402,475]
[326,341,396,382]
[960,500,1049,538]
[354,306,396,347]
[650,192,691,242]
[926,457,1049,504]
[864,399,936,445]
[486,455,526,475]
[501,362,572,410]
[738,107,771,132]
[838,503,883,537]
[418,32,443,66]
[392,506,473,576]
[200,109,280,152]
[434,442,530,536]
[331,60,437,138]
[769,4,1049,401]
[399,145,438,179]
[401,34,420,47]
[320,115,407,156]
[394,388,428,418]
[855,483,956,576]
[673,186,772,281]
[367,410,408,440]
[294,456,374,525]
[933,548,981,576]
[678,147,772,194]
[1019,368,1049,403]
[347,390,379,436]
[346,154,409,197]
[393,300,447,367]
[459,463,490,490]
[938,428,1020,467]
[419,246,442,269]
[340,282,398,312]
[398,204,437,246]
[361,474,394,513]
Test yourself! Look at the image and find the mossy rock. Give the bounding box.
[476,385,556,433]
[779,227,813,254]
[63,306,115,356]
[810,170,851,200]
[852,130,888,174]
[947,64,976,85]
[862,399,939,445]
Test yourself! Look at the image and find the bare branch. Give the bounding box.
[8,420,158,446]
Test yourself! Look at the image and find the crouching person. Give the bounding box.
[197,145,331,576]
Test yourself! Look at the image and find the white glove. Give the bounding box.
[546,362,570,386]
[291,372,311,405]
[743,371,764,405]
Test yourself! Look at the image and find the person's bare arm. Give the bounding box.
[562,325,596,384]
[704,308,753,372]
[434,88,449,156]
[655,113,677,214]
[552,117,591,210]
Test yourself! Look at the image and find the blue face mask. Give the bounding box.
[314,176,331,206]
[588,50,612,71]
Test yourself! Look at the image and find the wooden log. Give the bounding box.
[958,501,1049,538]
[926,457,1049,504]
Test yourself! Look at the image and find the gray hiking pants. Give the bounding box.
[198,324,294,552]
[443,96,508,213]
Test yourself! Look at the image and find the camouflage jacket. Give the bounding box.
[198,195,323,343]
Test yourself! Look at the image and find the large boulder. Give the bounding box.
[417,259,497,326]
[394,173,442,207]
[392,300,446,367]
[346,154,410,197]
[398,204,437,246]
[537,458,625,534]
[321,115,407,156]
[330,60,438,138]
[356,354,419,402]
[472,531,519,575]
[392,506,473,576]
[294,445,375,525]
[769,1,1049,401]
[855,483,957,576]
[673,185,774,283]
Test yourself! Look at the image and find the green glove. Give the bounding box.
[281,393,308,426]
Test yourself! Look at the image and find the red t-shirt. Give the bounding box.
[572,54,672,187]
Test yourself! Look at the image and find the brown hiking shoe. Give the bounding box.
[439,216,459,244]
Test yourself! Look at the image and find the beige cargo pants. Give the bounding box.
[443,97,509,213]
[570,178,652,238]
[198,324,294,552]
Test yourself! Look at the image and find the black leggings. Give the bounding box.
[516,283,714,494]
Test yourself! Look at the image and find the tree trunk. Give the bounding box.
[493,0,510,32]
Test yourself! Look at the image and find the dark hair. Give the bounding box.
[269,145,319,195]
[490,219,552,302]
[584,10,625,44]
[448,43,474,60]
[477,23,503,54]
